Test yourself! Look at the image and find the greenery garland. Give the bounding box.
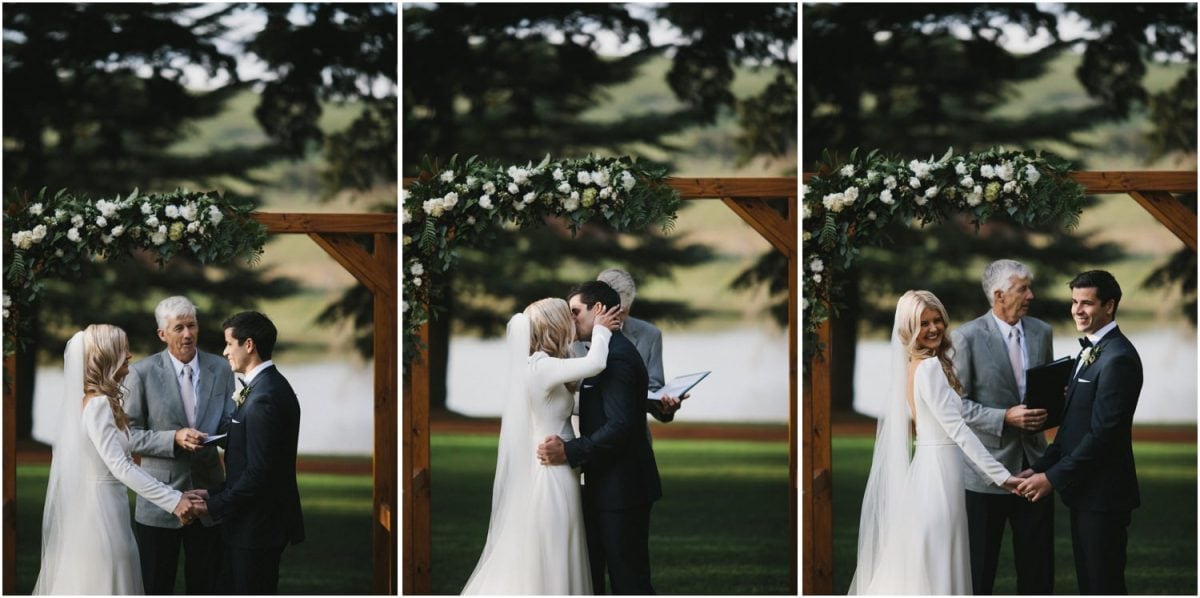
[802,147,1087,361]
[402,154,682,365]
[3,187,267,355]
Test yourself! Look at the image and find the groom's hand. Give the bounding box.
[1004,405,1047,431]
[657,394,685,416]
[537,435,567,466]
[174,427,208,452]
[1015,472,1053,502]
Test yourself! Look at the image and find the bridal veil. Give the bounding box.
[847,301,914,594]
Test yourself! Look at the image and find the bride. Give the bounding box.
[34,325,199,594]
[849,291,1021,595]
[462,298,620,595]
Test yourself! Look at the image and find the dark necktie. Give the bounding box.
[1079,337,1093,349]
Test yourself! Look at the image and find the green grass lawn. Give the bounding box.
[832,436,1197,594]
[13,464,373,594]
[431,433,792,594]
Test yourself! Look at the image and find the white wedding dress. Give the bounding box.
[462,315,611,595]
[34,332,183,595]
[850,356,1011,595]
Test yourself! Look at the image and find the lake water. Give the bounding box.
[32,360,376,455]
[853,327,1197,423]
[447,326,791,423]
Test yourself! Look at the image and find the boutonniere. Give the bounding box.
[1081,344,1103,367]
[232,385,250,407]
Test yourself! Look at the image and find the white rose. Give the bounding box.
[413,276,422,287]
[980,164,996,179]
[840,164,855,177]
[909,177,921,189]
[914,195,928,206]
[810,258,824,273]
[552,168,564,181]
[507,182,520,194]
[147,216,160,228]
[802,298,809,310]
[506,166,529,185]
[478,194,493,210]
[884,176,897,190]
[141,202,153,215]
[592,170,610,188]
[111,225,125,237]
[439,170,454,183]
[31,225,47,243]
[181,204,198,222]
[466,176,476,187]
[599,187,611,199]
[67,228,81,242]
[576,171,592,185]
[165,205,180,219]
[410,262,424,276]
[960,176,975,188]
[187,221,200,233]
[72,215,84,227]
[29,203,43,216]
[1025,164,1041,185]
[925,186,938,198]
[208,206,223,225]
[96,216,108,228]
[813,273,823,283]
[802,204,811,220]
[844,187,859,203]
[997,162,1014,181]
[955,162,968,175]
[523,192,536,204]
[442,192,459,208]
[483,181,496,195]
[880,189,894,205]
[101,234,113,245]
[151,231,167,245]
[401,301,409,313]
[1003,181,1017,194]
[557,182,572,194]
[562,196,580,212]
[620,171,636,191]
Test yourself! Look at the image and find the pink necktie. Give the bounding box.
[181,365,197,428]
[1008,328,1023,391]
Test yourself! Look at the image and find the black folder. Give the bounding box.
[1024,356,1075,430]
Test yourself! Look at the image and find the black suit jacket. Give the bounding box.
[564,331,662,510]
[1032,326,1142,512]
[209,365,306,549]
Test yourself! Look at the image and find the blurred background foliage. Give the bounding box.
[803,3,1196,411]
[3,3,396,438]
[402,3,798,412]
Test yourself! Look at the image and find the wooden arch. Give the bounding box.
[402,176,800,594]
[801,170,1198,593]
[2,212,399,594]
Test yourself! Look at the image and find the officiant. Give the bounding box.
[950,260,1056,594]
[123,296,237,594]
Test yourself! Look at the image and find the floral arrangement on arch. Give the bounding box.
[802,147,1088,361]
[401,154,681,366]
[3,187,266,354]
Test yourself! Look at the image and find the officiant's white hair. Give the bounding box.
[597,268,636,312]
[982,259,1034,306]
[154,296,198,330]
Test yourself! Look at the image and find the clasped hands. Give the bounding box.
[175,427,208,452]
[173,489,209,525]
[1001,468,1052,503]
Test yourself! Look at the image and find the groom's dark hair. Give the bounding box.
[1069,270,1123,315]
[222,311,278,360]
[568,280,621,312]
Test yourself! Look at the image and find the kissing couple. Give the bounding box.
[34,302,304,595]
[849,263,1143,595]
[462,280,663,595]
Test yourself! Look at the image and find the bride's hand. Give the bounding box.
[594,305,623,331]
[1001,476,1022,493]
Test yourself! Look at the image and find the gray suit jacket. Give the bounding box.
[951,313,1053,493]
[124,349,236,527]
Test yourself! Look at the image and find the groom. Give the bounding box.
[1017,270,1143,594]
[190,311,305,594]
[538,280,662,594]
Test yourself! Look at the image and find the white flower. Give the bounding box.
[442,191,459,208]
[960,175,975,188]
[866,170,878,183]
[844,186,859,203]
[401,301,409,313]
[1025,164,1041,185]
[165,205,180,219]
[840,164,856,177]
[111,225,125,237]
[67,228,81,242]
[10,231,30,249]
[802,298,809,311]
[966,190,983,206]
[909,177,921,189]
[576,171,592,185]
[506,166,530,185]
[71,215,84,227]
[562,195,580,211]
[439,170,455,183]
[151,230,168,245]
[507,182,520,194]
[997,162,1014,181]
[620,171,636,191]
[599,187,612,199]
[592,170,610,188]
[96,215,107,228]
[813,273,823,283]
[413,276,423,287]
[802,203,811,220]
[410,261,424,276]
[141,202,153,215]
[955,162,968,175]
[552,168,564,181]
[181,203,198,222]
[422,198,444,218]
[884,176,897,190]
[880,189,894,205]
[980,164,996,179]
[483,181,496,195]
[147,216,160,228]
[101,234,113,245]
[924,186,939,198]
[54,209,66,221]
[867,211,877,220]
[2,294,9,308]
[523,192,536,204]
[809,258,825,273]
[909,160,931,179]
[187,221,201,234]
[466,176,476,187]
[208,206,223,225]
[557,182,572,194]
[95,200,118,217]
[914,195,928,207]
[29,203,43,216]
[478,194,493,210]
[822,192,846,213]
[1003,181,1018,194]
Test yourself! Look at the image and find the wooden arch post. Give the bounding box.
[402,176,799,594]
[801,170,1197,593]
[2,212,399,595]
